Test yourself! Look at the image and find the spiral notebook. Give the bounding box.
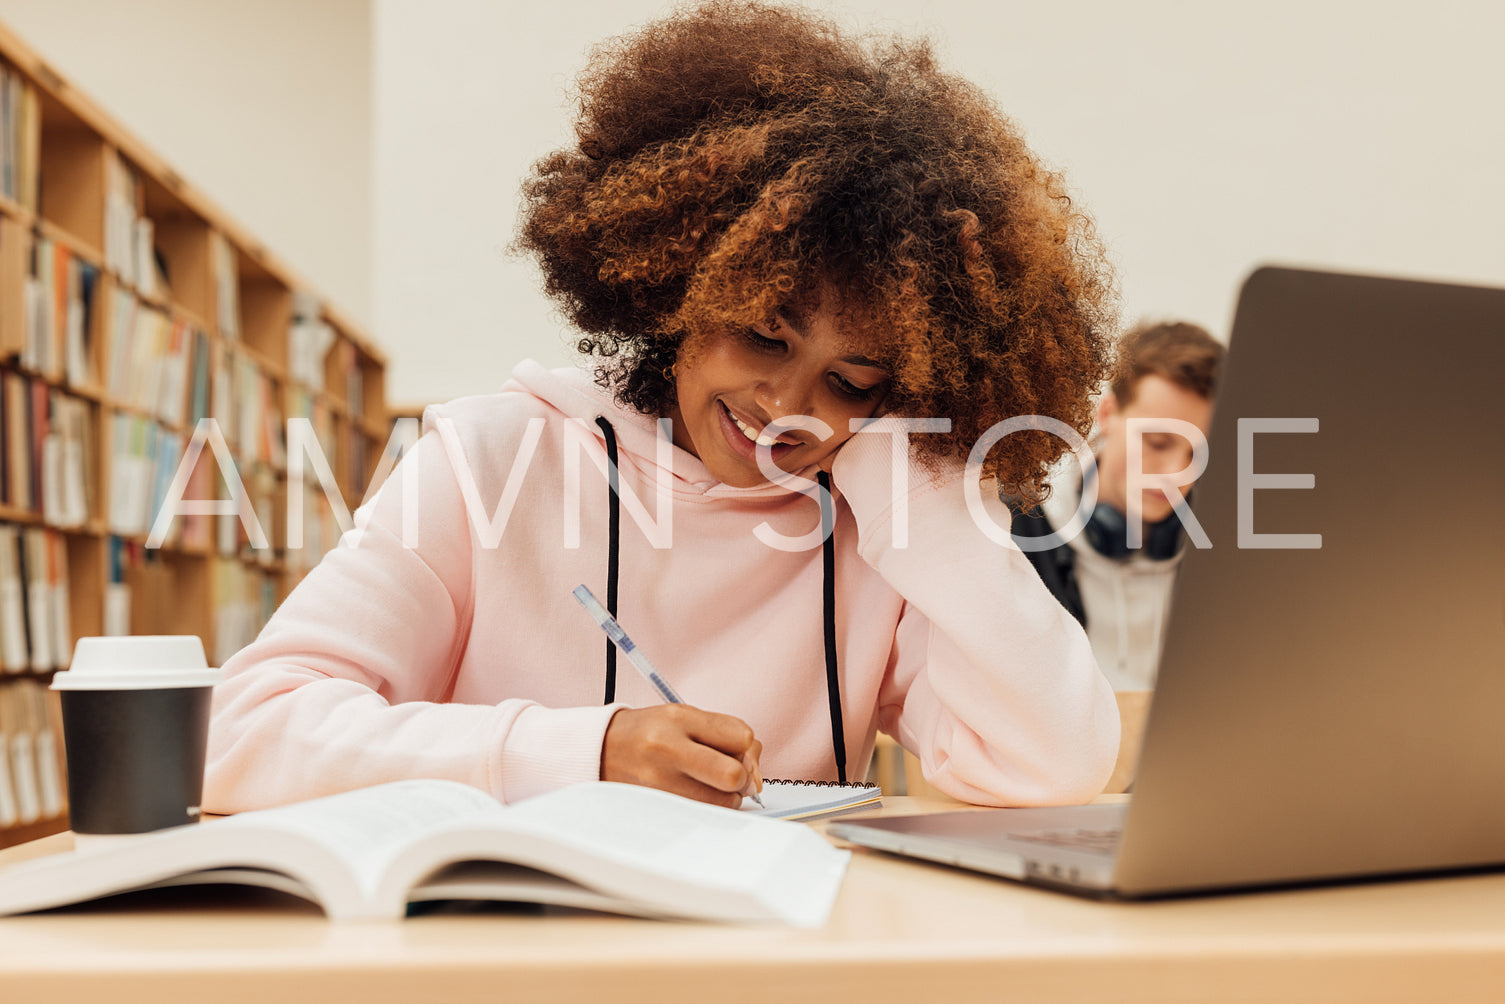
[743,779,882,821]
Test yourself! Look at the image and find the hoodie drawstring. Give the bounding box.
[592,418,846,783]
[595,416,621,704]
[817,471,847,784]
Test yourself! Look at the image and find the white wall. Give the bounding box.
[0,0,372,331]
[373,0,591,407]
[374,0,1505,406]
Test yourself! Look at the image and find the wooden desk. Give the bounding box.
[1,797,1503,1004]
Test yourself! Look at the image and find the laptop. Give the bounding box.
[830,265,1505,898]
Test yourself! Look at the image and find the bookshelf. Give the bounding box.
[0,19,388,847]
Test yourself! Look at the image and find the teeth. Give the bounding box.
[729,410,782,448]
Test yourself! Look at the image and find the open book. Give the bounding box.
[0,779,852,926]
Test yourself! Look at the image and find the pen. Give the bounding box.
[572,584,764,807]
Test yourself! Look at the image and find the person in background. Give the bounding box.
[1009,321,1225,691]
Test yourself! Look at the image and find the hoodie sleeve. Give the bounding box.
[203,414,622,812]
[831,429,1120,806]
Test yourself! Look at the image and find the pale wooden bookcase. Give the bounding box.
[0,18,388,848]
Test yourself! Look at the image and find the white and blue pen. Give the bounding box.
[572,584,763,807]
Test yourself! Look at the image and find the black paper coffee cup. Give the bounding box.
[51,637,221,836]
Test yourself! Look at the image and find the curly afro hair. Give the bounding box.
[514,0,1117,498]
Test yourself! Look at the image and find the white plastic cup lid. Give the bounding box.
[51,636,222,691]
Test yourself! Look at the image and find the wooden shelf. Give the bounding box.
[0,192,34,223]
[0,814,67,851]
[361,416,392,440]
[0,15,387,845]
[59,380,106,404]
[233,337,289,384]
[34,214,103,268]
[0,502,42,524]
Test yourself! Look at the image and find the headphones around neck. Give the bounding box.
[1081,501,1186,561]
[1075,453,1189,562]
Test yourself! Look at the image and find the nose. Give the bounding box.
[753,362,816,422]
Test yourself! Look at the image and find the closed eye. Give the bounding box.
[831,372,884,401]
[742,329,785,353]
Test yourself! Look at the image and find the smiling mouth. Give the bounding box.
[718,402,799,457]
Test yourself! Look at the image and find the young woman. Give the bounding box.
[204,0,1121,813]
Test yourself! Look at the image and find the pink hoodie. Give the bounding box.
[204,361,1118,811]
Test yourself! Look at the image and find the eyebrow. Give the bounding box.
[773,312,889,372]
[777,304,814,332]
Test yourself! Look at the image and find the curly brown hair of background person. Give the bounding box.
[515,0,1117,499]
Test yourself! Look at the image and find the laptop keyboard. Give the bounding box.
[1009,828,1123,853]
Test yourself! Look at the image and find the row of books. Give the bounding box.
[217,347,286,470]
[210,558,277,667]
[0,62,38,211]
[107,412,191,542]
[107,413,260,558]
[104,544,277,668]
[104,420,377,569]
[0,678,65,829]
[19,220,269,453]
[290,290,374,423]
[5,365,316,551]
[104,288,210,427]
[325,335,366,421]
[287,385,376,510]
[211,230,239,339]
[105,409,296,569]
[0,371,94,527]
[17,221,360,482]
[4,369,372,562]
[284,482,347,575]
[2,523,277,677]
[100,537,257,641]
[110,281,301,474]
[221,462,277,565]
[103,151,166,298]
[102,287,286,460]
[0,524,70,675]
[20,235,100,388]
[104,536,133,638]
[347,424,371,499]
[287,386,337,468]
[289,290,335,391]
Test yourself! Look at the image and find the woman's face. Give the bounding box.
[665,299,891,488]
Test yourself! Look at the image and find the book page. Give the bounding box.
[213,779,501,892]
[383,782,850,926]
[0,781,496,921]
[0,820,365,919]
[411,860,668,919]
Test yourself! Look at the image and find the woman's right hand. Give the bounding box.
[601,705,763,808]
